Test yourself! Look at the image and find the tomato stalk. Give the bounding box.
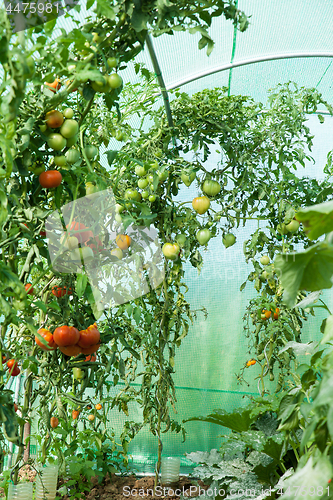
[13,346,37,482]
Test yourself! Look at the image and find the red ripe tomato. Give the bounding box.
[85,354,97,362]
[51,286,71,298]
[25,283,34,295]
[53,325,80,347]
[66,221,93,244]
[2,355,7,364]
[80,344,100,355]
[14,403,18,412]
[59,345,82,356]
[39,170,62,188]
[35,328,57,351]
[78,324,100,348]
[7,360,20,376]
[50,416,59,428]
[40,231,46,237]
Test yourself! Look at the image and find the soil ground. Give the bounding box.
[0,465,209,499]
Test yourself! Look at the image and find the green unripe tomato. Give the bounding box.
[47,133,67,151]
[115,203,124,214]
[260,255,270,265]
[158,170,168,182]
[149,184,155,192]
[115,131,124,141]
[84,145,98,159]
[147,174,154,183]
[107,57,117,68]
[85,182,97,195]
[175,234,186,247]
[138,178,148,189]
[63,108,74,119]
[286,220,300,233]
[141,190,149,199]
[66,134,78,147]
[277,223,288,235]
[60,119,79,139]
[223,233,236,248]
[125,188,140,201]
[108,73,123,89]
[202,179,221,197]
[135,165,146,177]
[181,170,196,187]
[65,149,80,164]
[196,228,211,245]
[149,194,156,202]
[54,156,67,167]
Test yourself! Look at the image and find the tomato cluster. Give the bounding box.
[261,307,280,321]
[246,359,256,367]
[6,359,20,376]
[35,323,101,356]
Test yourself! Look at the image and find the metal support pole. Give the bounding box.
[145,34,175,132]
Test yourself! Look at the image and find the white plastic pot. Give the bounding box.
[35,464,59,500]
[8,481,33,500]
[160,457,181,485]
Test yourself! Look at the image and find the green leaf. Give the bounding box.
[76,274,88,298]
[274,242,333,307]
[321,314,333,344]
[281,456,332,500]
[184,406,254,432]
[295,200,333,240]
[104,150,118,166]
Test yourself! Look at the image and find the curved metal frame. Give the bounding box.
[166,52,333,91]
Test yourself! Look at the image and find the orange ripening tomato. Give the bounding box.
[95,403,102,410]
[274,307,280,320]
[50,417,59,428]
[115,234,131,250]
[45,110,64,128]
[14,403,18,412]
[80,344,100,355]
[53,325,80,347]
[78,324,100,348]
[262,309,271,319]
[72,410,80,420]
[35,328,57,351]
[25,283,34,295]
[2,355,7,364]
[45,79,61,92]
[88,414,95,422]
[59,344,82,357]
[85,354,97,362]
